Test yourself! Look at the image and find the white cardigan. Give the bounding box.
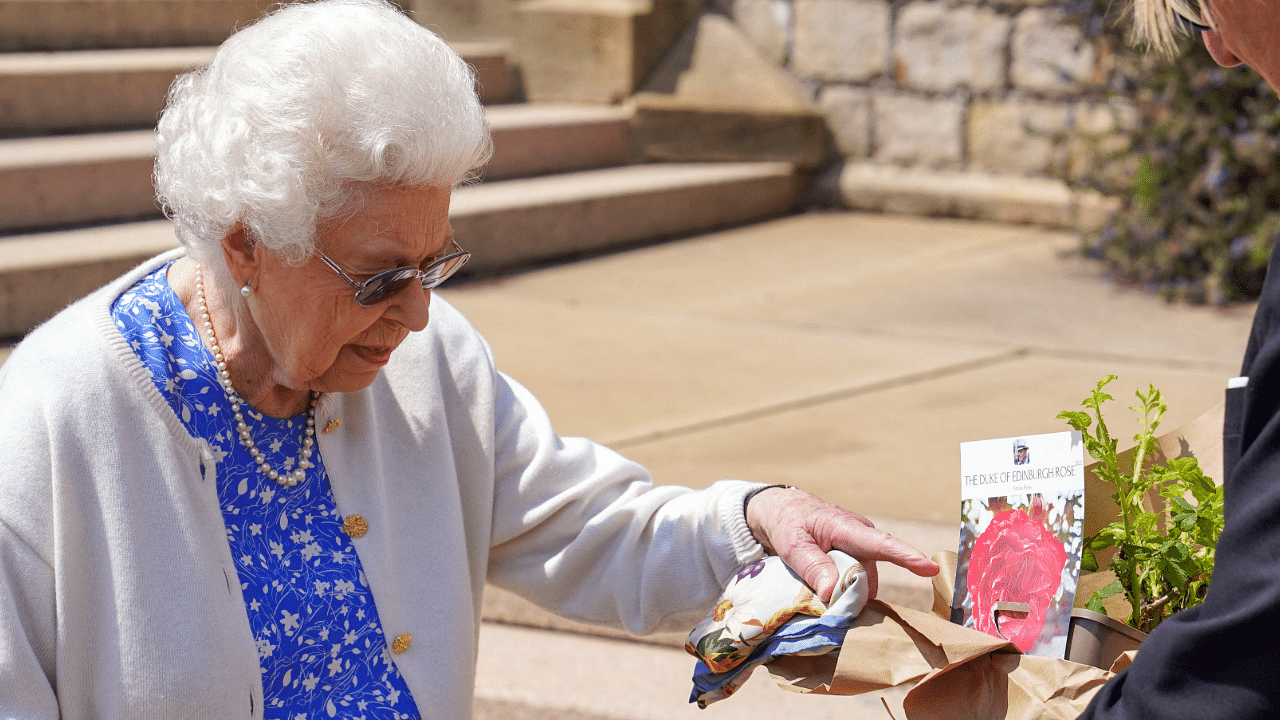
[0,251,765,719]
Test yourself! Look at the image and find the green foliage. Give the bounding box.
[1068,3,1280,304]
[1057,376,1224,633]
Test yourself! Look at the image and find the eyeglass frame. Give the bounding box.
[316,240,470,306]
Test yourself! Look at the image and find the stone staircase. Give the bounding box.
[0,0,808,340]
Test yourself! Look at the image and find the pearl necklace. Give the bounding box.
[194,265,317,488]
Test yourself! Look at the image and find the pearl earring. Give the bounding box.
[240,284,252,298]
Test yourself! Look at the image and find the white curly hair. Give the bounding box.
[154,0,492,274]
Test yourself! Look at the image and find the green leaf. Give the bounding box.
[1092,529,1121,549]
[1082,546,1099,572]
[1176,513,1198,531]
[1162,560,1190,589]
[1096,579,1125,599]
[1057,410,1092,431]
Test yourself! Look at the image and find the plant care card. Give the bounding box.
[951,431,1085,658]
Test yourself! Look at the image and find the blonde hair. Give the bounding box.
[1129,0,1210,54]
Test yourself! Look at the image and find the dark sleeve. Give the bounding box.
[1079,247,1280,719]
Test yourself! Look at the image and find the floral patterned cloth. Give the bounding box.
[685,550,869,707]
[112,264,420,720]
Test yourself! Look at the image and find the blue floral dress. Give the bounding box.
[112,263,421,719]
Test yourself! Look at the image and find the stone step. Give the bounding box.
[0,0,269,52]
[0,130,158,233]
[0,160,801,338]
[483,103,631,179]
[0,46,213,136]
[451,161,801,275]
[454,40,517,106]
[0,42,513,137]
[0,219,178,338]
[0,0,521,62]
[514,0,698,105]
[0,104,628,233]
[829,161,1115,231]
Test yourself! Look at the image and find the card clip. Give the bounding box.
[991,600,1031,641]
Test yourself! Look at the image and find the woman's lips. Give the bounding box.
[351,344,394,366]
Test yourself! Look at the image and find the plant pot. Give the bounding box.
[1065,607,1147,670]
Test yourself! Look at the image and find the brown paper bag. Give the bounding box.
[769,598,1114,719]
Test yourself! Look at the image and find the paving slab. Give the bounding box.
[444,290,1003,443]
[439,211,1048,321]
[615,354,1234,526]
[739,234,1252,370]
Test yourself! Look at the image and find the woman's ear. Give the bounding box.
[1202,29,1243,67]
[221,223,258,288]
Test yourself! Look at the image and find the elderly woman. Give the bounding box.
[1079,2,1280,718]
[0,1,937,717]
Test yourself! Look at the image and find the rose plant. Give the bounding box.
[1058,376,1224,633]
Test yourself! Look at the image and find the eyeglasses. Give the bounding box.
[317,240,470,306]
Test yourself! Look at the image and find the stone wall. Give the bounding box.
[717,0,1121,181]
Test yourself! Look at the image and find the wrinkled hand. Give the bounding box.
[745,486,940,602]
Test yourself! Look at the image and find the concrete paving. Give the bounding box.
[437,209,1256,718]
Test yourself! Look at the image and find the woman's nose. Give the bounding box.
[387,284,431,331]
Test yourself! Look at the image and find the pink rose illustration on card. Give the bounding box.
[966,501,1068,651]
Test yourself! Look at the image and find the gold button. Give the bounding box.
[323,418,343,433]
[342,514,368,538]
[391,632,412,654]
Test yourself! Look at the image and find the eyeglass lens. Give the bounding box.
[355,251,469,306]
